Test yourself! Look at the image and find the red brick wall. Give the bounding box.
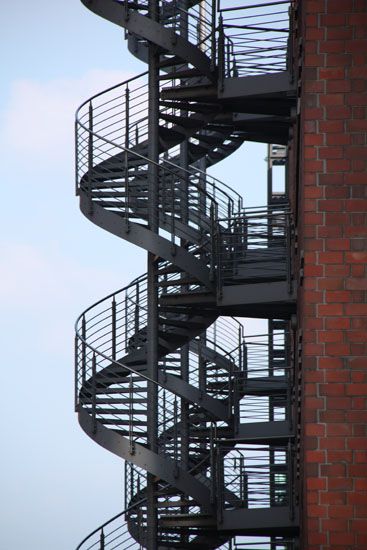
[298,1,367,548]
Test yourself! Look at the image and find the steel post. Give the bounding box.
[146,1,160,547]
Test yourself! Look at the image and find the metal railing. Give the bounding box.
[217,444,293,511]
[76,72,243,246]
[218,1,292,80]
[212,205,293,296]
[75,1,297,546]
[75,504,144,550]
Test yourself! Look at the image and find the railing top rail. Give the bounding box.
[75,496,148,550]
[74,273,146,326]
[76,71,149,117]
[218,1,291,13]
[76,121,239,214]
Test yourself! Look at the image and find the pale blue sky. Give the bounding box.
[1,2,266,548]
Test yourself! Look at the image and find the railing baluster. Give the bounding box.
[173,396,179,476]
[99,528,105,550]
[211,0,216,71]
[218,15,224,91]
[74,335,79,412]
[92,352,97,434]
[210,201,216,282]
[124,294,128,353]
[210,423,216,505]
[171,173,176,255]
[88,101,94,214]
[135,281,140,337]
[75,119,80,196]
[129,377,135,455]
[111,297,116,361]
[82,315,86,384]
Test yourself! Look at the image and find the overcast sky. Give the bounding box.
[1,2,267,548]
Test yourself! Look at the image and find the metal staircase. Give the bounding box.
[74,1,298,548]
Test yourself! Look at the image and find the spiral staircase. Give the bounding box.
[74,1,299,548]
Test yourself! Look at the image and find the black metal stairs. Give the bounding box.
[75,1,298,549]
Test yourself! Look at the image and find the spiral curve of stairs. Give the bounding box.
[75,1,298,548]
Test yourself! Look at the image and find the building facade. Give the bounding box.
[74,1,366,549]
[297,1,367,548]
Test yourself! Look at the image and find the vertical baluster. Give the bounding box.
[92,352,97,434]
[171,172,176,255]
[209,201,216,282]
[162,155,167,224]
[210,423,216,505]
[215,204,222,299]
[218,15,224,90]
[82,315,86,384]
[198,170,206,237]
[217,447,223,524]
[75,119,80,196]
[111,297,116,362]
[238,326,242,370]
[233,218,239,276]
[124,461,127,511]
[135,281,140,338]
[211,0,216,71]
[99,528,105,550]
[233,369,240,434]
[74,335,79,412]
[130,466,134,510]
[162,390,166,441]
[125,86,130,231]
[173,396,179,476]
[213,320,217,352]
[129,377,135,455]
[88,102,94,214]
[239,456,244,505]
[242,341,248,379]
[124,292,128,353]
[243,215,248,255]
[232,41,238,77]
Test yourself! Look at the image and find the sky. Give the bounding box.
[1,2,267,548]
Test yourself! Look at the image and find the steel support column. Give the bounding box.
[146,1,160,547]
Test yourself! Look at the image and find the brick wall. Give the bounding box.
[298,0,367,548]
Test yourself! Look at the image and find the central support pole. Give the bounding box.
[146,1,160,548]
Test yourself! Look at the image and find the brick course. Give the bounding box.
[297,0,367,548]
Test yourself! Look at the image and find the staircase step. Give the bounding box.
[102,419,147,426]
[96,407,147,415]
[159,68,203,80]
[160,100,218,114]
[157,265,184,275]
[95,386,148,395]
[159,291,215,306]
[97,398,147,405]
[158,277,199,287]
[161,84,217,101]
[157,499,194,509]
[159,56,184,69]
[113,429,147,437]
[160,113,204,130]
[160,318,205,330]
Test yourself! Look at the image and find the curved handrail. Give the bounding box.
[76,71,149,114]
[76,509,126,550]
[76,114,242,217]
